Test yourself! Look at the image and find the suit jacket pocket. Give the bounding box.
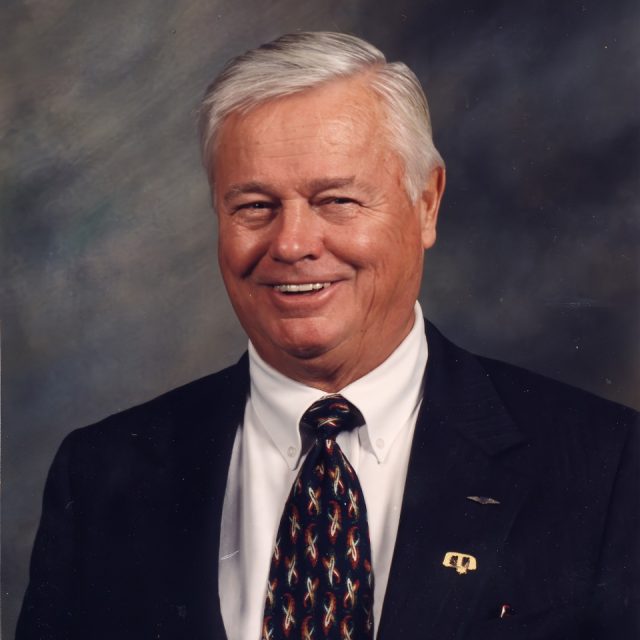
[465,603,592,640]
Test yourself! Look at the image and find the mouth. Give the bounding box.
[272,282,333,295]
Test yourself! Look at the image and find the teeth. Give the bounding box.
[273,282,331,293]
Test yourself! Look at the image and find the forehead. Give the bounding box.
[213,77,390,169]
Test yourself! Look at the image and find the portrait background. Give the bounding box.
[2,0,638,636]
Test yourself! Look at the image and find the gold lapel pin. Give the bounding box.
[442,551,477,575]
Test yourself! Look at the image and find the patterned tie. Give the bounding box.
[262,394,374,640]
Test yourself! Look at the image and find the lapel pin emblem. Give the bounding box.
[443,551,477,575]
[467,495,500,505]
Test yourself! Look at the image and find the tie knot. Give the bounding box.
[300,394,365,440]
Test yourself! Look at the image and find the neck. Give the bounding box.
[274,354,381,393]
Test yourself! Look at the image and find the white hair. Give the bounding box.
[198,32,444,202]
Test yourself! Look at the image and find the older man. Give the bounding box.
[18,33,638,640]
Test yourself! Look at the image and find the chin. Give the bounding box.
[265,321,343,363]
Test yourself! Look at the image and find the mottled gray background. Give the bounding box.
[2,0,638,636]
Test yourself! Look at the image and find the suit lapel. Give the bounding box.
[168,354,249,638]
[378,323,533,640]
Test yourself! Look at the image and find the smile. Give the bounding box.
[273,282,332,294]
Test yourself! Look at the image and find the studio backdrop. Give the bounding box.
[2,0,638,637]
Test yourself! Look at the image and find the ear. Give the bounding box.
[418,166,446,250]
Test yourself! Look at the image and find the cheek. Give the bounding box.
[218,227,264,277]
[351,215,424,273]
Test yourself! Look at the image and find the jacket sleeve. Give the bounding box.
[16,433,78,640]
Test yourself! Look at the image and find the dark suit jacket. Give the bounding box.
[17,322,639,639]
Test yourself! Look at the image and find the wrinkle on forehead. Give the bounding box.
[217,77,386,155]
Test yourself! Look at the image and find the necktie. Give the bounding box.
[262,394,374,640]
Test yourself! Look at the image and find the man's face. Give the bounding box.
[212,76,443,388]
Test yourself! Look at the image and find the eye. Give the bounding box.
[235,201,274,212]
[319,196,358,207]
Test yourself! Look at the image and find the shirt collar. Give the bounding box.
[248,303,428,469]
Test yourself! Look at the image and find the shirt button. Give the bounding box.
[376,438,385,449]
[287,446,297,458]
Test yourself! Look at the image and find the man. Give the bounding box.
[17,32,638,640]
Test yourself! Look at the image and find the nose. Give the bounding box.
[269,201,323,263]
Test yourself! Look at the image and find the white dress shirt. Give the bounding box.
[219,304,428,639]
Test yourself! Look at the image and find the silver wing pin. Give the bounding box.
[466,495,500,505]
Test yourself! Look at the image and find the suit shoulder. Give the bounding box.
[63,356,248,452]
[476,354,638,441]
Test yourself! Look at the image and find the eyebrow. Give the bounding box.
[222,182,272,205]
[221,176,358,204]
